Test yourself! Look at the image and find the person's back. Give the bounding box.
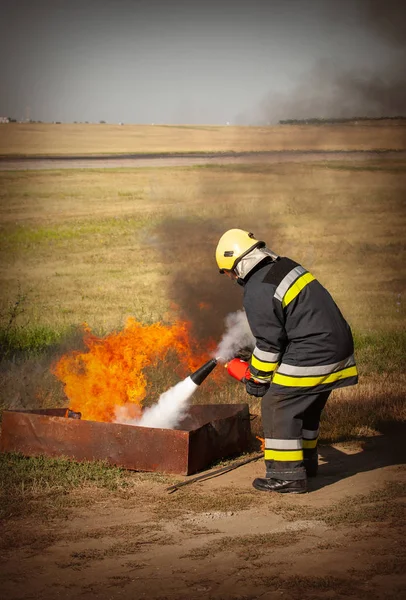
[243,256,357,396]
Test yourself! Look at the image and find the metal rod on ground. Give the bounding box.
[166,452,263,493]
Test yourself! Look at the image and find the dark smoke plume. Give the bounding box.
[364,0,406,48]
[152,218,244,342]
[260,61,406,123]
[152,215,283,343]
[258,1,406,124]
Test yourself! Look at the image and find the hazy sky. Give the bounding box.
[1,0,405,124]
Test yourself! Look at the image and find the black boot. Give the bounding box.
[252,477,307,494]
[304,448,318,477]
[304,457,318,477]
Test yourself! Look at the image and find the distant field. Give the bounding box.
[1,121,406,156]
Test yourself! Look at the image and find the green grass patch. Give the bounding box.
[0,452,132,520]
[0,323,70,359]
[0,450,181,522]
[1,452,130,494]
[353,330,406,375]
[0,215,149,250]
[320,394,406,443]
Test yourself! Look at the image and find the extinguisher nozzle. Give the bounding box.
[190,358,218,386]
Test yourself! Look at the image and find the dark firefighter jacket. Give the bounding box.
[243,257,358,395]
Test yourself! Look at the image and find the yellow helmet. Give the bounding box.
[215,229,265,273]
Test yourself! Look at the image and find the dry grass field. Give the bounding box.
[0,124,405,599]
[0,155,405,427]
[1,120,406,156]
[1,160,404,330]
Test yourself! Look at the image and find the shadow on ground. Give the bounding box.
[310,422,406,491]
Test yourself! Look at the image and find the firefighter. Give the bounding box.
[215,229,358,494]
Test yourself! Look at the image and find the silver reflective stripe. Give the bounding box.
[277,355,356,376]
[302,429,319,439]
[253,347,280,363]
[265,438,302,450]
[274,266,307,302]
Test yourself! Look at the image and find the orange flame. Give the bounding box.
[256,436,265,452]
[52,317,222,423]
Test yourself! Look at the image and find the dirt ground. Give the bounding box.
[1,426,405,600]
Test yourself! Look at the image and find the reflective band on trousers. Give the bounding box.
[264,449,303,461]
[278,355,355,377]
[272,365,358,387]
[303,439,318,449]
[303,428,319,449]
[302,428,319,439]
[265,438,302,450]
[283,272,315,308]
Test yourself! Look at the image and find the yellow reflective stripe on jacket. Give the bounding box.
[282,272,315,308]
[264,449,303,461]
[252,373,272,382]
[303,439,318,449]
[272,365,358,387]
[251,354,278,373]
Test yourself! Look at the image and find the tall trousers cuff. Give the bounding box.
[265,459,306,481]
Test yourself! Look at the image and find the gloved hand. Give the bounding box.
[245,378,270,397]
[235,346,253,362]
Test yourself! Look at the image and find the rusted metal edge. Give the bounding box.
[0,403,252,476]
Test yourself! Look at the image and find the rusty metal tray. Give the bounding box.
[0,404,251,475]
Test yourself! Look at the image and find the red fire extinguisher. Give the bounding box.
[225,358,251,383]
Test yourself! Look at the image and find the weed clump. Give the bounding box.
[0,453,130,520]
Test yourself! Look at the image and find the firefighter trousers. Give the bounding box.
[261,389,331,480]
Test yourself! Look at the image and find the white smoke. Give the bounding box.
[214,310,255,363]
[115,376,198,430]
